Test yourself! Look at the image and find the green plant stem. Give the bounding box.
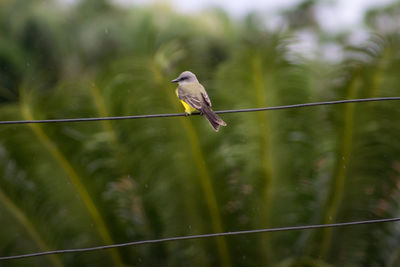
[252,55,275,265]
[90,84,120,145]
[0,188,64,267]
[20,98,125,267]
[319,73,360,258]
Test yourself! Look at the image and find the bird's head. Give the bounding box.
[171,71,198,84]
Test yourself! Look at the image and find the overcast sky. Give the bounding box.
[110,0,395,31]
[60,0,395,31]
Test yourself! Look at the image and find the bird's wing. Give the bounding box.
[197,83,212,107]
[201,91,212,107]
[179,94,202,109]
[178,86,202,109]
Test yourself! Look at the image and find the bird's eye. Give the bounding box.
[180,77,186,80]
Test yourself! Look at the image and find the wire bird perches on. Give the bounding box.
[0,97,399,125]
[1,217,399,261]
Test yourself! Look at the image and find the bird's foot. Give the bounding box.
[184,112,190,117]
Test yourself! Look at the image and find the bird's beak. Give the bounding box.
[171,78,179,83]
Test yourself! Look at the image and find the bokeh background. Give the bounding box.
[1,0,400,266]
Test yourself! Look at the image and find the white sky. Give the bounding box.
[111,0,395,31]
[60,0,396,32]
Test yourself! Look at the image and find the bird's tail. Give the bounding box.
[201,106,227,132]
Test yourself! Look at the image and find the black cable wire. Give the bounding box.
[1,97,399,125]
[1,217,399,261]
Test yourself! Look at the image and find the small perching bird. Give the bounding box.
[171,71,227,131]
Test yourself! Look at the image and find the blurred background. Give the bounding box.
[1,0,400,266]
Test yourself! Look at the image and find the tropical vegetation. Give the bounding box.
[0,0,400,266]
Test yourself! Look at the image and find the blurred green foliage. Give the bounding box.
[1,0,400,266]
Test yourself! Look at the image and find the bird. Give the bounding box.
[171,71,227,131]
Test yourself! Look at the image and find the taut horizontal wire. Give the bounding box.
[1,217,399,261]
[0,97,399,125]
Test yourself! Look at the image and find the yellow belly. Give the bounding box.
[180,100,197,114]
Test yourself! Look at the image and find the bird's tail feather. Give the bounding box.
[201,106,227,132]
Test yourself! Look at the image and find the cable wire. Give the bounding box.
[1,217,399,261]
[0,97,399,125]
